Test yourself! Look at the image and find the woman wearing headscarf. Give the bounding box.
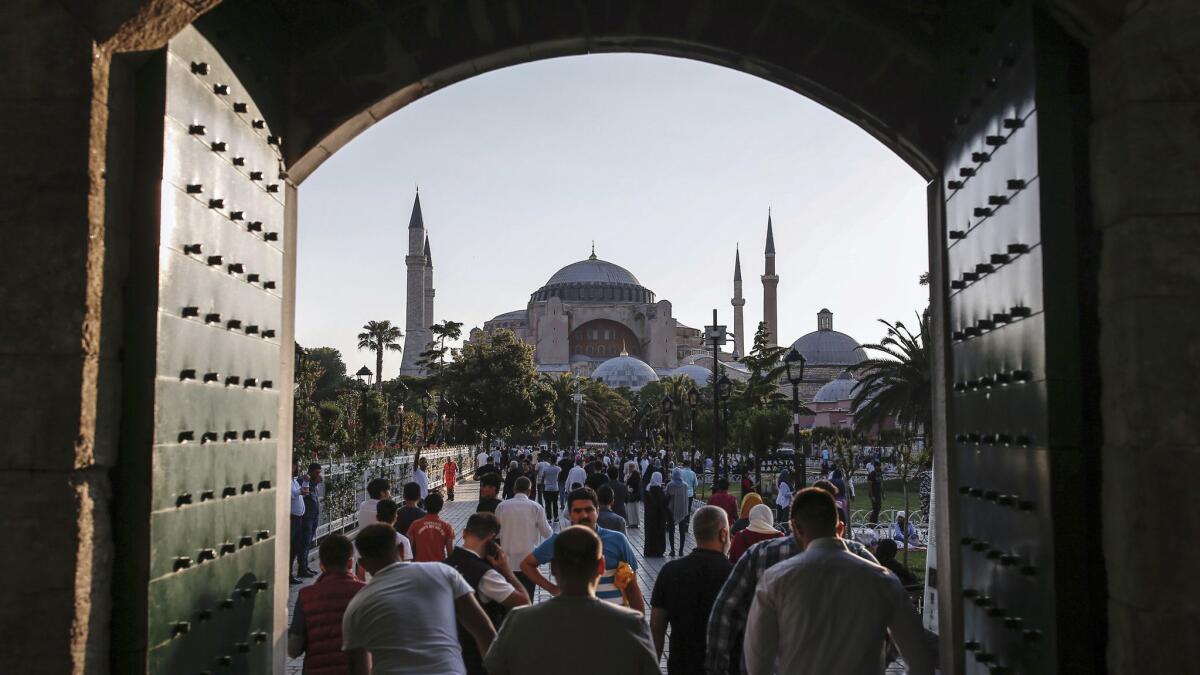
[643,471,667,557]
[625,464,642,528]
[666,469,691,557]
[893,511,921,546]
[731,492,764,535]
[729,504,785,563]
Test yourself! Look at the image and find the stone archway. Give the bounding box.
[5,1,1196,674]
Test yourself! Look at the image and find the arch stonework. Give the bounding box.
[0,1,1195,674]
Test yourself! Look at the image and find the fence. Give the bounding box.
[311,445,478,540]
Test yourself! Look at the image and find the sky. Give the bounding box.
[297,54,930,377]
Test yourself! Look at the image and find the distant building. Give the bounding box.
[468,245,687,376]
[786,308,868,401]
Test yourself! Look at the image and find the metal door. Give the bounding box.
[115,25,285,674]
[941,3,1101,673]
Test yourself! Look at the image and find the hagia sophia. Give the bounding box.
[400,192,879,428]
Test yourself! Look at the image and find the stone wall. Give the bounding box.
[1091,0,1200,668]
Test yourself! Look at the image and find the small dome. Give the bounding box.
[791,330,866,365]
[813,371,862,403]
[592,354,659,391]
[488,309,527,323]
[791,308,865,365]
[671,364,712,386]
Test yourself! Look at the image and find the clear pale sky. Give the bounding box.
[297,54,930,377]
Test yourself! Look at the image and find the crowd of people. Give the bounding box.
[286,445,935,675]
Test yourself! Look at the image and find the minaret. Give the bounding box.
[423,236,435,342]
[761,210,779,346]
[400,190,427,375]
[731,246,745,358]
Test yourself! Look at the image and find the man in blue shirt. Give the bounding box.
[520,487,644,611]
[680,461,698,509]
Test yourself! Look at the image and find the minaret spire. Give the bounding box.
[761,209,779,347]
[401,190,429,375]
[732,244,746,358]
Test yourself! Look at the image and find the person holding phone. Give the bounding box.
[444,513,530,675]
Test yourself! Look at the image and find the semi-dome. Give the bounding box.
[789,308,866,365]
[531,248,655,304]
[671,364,712,386]
[592,354,659,391]
[813,370,862,403]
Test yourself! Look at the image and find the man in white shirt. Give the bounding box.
[495,477,552,599]
[289,460,307,584]
[357,478,391,531]
[564,458,588,496]
[744,488,934,675]
[413,457,430,501]
[343,524,496,675]
[477,449,489,477]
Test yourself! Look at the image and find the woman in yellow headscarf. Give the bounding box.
[732,492,763,535]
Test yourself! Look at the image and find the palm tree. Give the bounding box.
[542,373,630,447]
[850,312,931,435]
[357,320,403,390]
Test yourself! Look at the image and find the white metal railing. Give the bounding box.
[311,445,477,540]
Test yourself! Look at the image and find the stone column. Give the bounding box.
[1092,2,1200,670]
[0,2,213,671]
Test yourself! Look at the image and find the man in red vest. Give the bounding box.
[288,534,365,674]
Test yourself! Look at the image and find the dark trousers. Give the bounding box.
[543,491,559,521]
[869,497,882,525]
[514,570,538,601]
[300,515,318,566]
[666,517,689,555]
[289,515,305,574]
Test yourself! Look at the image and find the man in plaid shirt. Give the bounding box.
[705,484,878,675]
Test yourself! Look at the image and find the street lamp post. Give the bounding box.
[398,403,405,453]
[660,395,674,463]
[687,386,699,468]
[784,348,808,486]
[441,413,448,446]
[717,373,732,475]
[572,384,584,451]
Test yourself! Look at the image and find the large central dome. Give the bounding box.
[531,249,655,304]
[546,257,641,286]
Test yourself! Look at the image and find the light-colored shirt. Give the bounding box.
[540,463,562,492]
[356,499,379,531]
[483,596,658,675]
[291,478,305,516]
[494,493,552,564]
[681,468,698,498]
[458,547,519,604]
[413,469,429,499]
[775,481,792,508]
[342,561,474,675]
[478,451,489,468]
[744,537,933,675]
[532,527,636,604]
[564,466,587,492]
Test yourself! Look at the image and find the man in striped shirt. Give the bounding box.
[520,487,644,611]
